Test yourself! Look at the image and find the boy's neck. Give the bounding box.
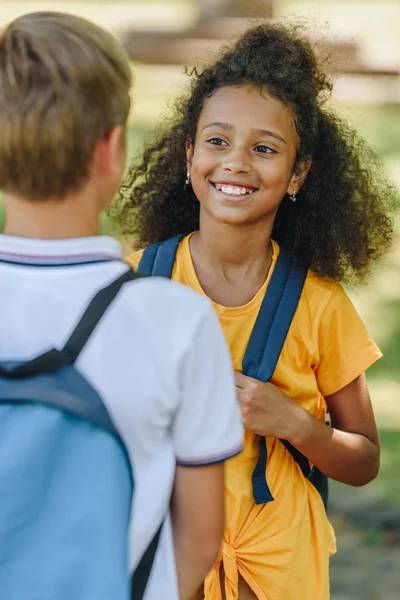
[2,189,102,240]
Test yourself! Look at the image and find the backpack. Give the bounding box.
[0,268,161,600]
[138,234,328,509]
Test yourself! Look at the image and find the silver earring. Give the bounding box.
[185,171,191,185]
[290,189,297,202]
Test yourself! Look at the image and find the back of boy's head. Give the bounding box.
[0,11,132,201]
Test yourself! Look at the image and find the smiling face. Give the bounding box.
[186,85,308,228]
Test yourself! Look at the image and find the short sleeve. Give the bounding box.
[315,284,382,397]
[173,305,244,466]
[125,250,143,270]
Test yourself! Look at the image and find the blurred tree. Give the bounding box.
[197,0,275,19]
[0,198,5,232]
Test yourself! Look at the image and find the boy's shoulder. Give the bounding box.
[124,246,212,321]
[122,268,209,312]
[117,262,214,339]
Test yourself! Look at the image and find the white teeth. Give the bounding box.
[216,183,253,196]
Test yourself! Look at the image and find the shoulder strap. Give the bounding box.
[131,524,162,600]
[0,268,141,378]
[242,250,308,505]
[243,249,307,381]
[280,439,328,509]
[63,268,141,362]
[137,234,185,277]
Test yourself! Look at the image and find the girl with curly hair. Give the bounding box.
[115,22,398,600]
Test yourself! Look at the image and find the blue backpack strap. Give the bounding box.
[280,439,328,509]
[242,249,308,505]
[243,250,307,381]
[137,234,186,277]
[132,523,162,600]
[0,366,120,436]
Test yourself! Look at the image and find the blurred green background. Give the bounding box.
[0,1,399,596]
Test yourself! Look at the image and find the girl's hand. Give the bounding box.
[236,372,380,487]
[235,372,301,439]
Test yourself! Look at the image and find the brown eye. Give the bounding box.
[208,137,227,146]
[255,145,275,154]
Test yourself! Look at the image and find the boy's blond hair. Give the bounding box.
[0,12,132,200]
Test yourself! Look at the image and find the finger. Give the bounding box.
[236,390,253,410]
[236,393,252,414]
[234,371,251,389]
[235,372,261,392]
[238,399,249,420]
[236,384,251,397]
[235,388,245,403]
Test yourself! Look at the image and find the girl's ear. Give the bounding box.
[286,156,312,196]
[186,139,194,171]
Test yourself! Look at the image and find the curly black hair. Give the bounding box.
[111,22,399,284]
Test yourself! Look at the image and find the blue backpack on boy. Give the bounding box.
[138,234,329,509]
[0,268,160,600]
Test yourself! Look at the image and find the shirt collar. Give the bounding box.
[0,235,123,266]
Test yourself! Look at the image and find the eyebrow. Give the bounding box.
[202,121,286,144]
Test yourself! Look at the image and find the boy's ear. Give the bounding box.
[93,125,126,178]
[286,156,312,196]
[185,138,194,171]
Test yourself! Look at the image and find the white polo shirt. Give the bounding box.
[0,234,244,599]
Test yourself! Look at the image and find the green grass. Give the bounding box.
[341,104,400,162]
[376,428,400,505]
[0,202,5,232]
[367,298,400,383]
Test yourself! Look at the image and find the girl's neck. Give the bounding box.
[193,214,273,274]
[189,213,274,306]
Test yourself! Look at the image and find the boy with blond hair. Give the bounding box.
[0,12,243,600]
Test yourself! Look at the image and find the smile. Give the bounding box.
[212,182,257,197]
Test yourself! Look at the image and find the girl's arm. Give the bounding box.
[288,373,380,486]
[235,372,380,486]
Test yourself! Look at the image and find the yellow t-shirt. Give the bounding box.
[126,234,381,600]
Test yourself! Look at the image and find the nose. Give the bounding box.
[221,145,251,174]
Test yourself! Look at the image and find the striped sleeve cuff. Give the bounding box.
[176,441,244,467]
